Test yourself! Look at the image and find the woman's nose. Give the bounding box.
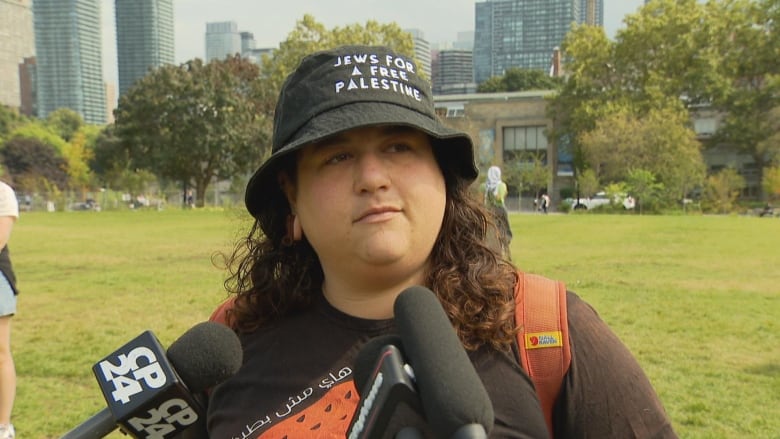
[353,152,391,193]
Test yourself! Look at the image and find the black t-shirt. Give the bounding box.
[207,291,676,438]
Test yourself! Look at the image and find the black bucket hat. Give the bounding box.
[245,44,478,230]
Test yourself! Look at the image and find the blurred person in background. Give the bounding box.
[0,177,18,439]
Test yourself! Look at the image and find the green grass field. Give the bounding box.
[8,209,780,438]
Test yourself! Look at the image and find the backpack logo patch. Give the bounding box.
[525,331,563,349]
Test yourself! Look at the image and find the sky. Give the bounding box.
[100,0,646,88]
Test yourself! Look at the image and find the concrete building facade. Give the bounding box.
[433,91,751,208]
[0,0,35,109]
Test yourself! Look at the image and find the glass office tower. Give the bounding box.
[115,0,175,97]
[474,0,602,85]
[33,0,106,124]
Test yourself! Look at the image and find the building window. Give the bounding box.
[503,125,547,151]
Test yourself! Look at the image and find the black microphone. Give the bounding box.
[394,286,494,439]
[347,335,433,439]
[60,321,242,439]
[352,335,405,396]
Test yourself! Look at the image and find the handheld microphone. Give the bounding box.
[60,321,242,439]
[348,335,433,439]
[394,286,494,439]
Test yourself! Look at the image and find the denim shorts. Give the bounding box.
[0,273,16,317]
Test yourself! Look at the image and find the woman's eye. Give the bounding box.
[325,152,351,165]
[387,142,413,153]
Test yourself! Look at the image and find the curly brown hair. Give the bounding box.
[222,140,519,352]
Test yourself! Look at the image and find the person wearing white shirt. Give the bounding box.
[0,181,18,439]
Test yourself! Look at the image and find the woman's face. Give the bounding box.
[286,125,446,287]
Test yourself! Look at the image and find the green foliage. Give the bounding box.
[114,55,268,206]
[62,130,95,193]
[579,106,705,203]
[703,168,746,213]
[1,137,69,193]
[576,168,600,198]
[90,125,126,187]
[477,68,562,93]
[7,121,68,154]
[625,168,665,214]
[46,108,84,142]
[502,152,549,196]
[550,0,780,200]
[603,182,628,205]
[761,166,780,200]
[0,105,27,143]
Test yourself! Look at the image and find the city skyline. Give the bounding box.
[100,0,646,88]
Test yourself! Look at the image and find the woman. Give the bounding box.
[0,180,17,439]
[483,165,512,258]
[206,45,676,438]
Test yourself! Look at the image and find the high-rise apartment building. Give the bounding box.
[240,31,256,55]
[115,0,175,97]
[432,50,476,96]
[0,0,35,109]
[33,0,106,124]
[474,0,601,85]
[581,0,604,26]
[406,29,432,80]
[205,21,241,62]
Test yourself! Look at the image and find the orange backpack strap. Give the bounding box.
[210,296,237,327]
[514,272,571,438]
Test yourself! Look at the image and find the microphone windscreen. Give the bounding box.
[353,334,404,395]
[166,321,243,393]
[394,286,494,437]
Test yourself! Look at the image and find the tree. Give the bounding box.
[625,169,664,214]
[91,125,127,188]
[548,24,623,174]
[1,136,69,193]
[478,68,559,93]
[62,128,96,196]
[478,68,562,93]
[578,105,705,204]
[46,108,84,142]
[575,168,600,199]
[702,0,780,198]
[0,105,27,143]
[762,166,780,201]
[115,55,268,207]
[703,168,746,213]
[503,152,550,201]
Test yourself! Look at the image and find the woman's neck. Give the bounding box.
[321,274,426,320]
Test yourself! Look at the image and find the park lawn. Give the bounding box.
[8,209,780,438]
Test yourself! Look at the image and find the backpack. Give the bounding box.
[514,272,571,438]
[209,272,571,437]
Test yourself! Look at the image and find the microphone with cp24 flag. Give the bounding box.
[60,321,242,439]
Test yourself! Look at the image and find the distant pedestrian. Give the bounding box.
[541,193,550,214]
[484,165,513,258]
